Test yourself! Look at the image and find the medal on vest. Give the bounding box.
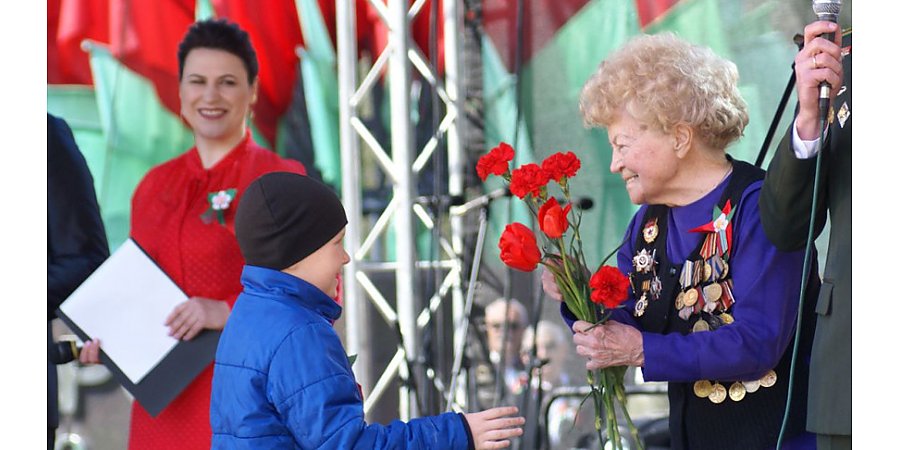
[760,370,777,388]
[693,380,713,398]
[728,382,746,402]
[635,293,648,317]
[703,283,722,302]
[643,218,659,243]
[709,383,727,404]
[742,379,760,393]
[692,318,710,333]
[633,248,655,273]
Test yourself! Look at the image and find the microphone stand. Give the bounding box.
[755,34,805,168]
[445,190,505,412]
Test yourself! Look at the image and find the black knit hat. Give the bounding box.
[235,172,348,270]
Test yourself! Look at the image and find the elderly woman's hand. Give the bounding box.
[572,320,644,370]
[541,267,563,302]
[165,297,231,341]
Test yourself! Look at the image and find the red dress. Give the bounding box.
[128,133,305,449]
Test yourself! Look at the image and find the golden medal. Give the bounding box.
[703,283,722,302]
[693,380,713,398]
[743,379,760,393]
[760,370,777,388]
[703,261,712,282]
[728,382,746,401]
[692,318,710,333]
[675,292,686,309]
[719,312,734,324]
[721,260,729,279]
[683,288,699,307]
[709,383,727,404]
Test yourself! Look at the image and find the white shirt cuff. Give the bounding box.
[791,122,823,159]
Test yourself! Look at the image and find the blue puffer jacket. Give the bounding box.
[211,266,472,449]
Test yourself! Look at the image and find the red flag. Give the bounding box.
[635,0,680,29]
[213,0,307,148]
[51,0,111,85]
[109,0,194,117]
[356,0,444,74]
[482,0,590,72]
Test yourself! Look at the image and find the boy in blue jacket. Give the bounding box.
[211,172,524,449]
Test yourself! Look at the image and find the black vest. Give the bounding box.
[629,160,817,450]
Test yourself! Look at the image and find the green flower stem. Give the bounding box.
[587,370,605,447]
[557,236,600,324]
[604,369,622,450]
[615,381,645,450]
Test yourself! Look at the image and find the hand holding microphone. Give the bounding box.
[794,1,844,140]
[48,336,102,365]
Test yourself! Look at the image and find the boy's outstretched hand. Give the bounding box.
[464,406,525,449]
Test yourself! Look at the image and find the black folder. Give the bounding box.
[55,239,221,417]
[57,311,220,417]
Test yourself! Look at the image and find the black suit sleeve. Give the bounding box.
[758,126,831,252]
[47,114,110,321]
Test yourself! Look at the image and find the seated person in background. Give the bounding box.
[210,172,525,449]
[474,298,530,410]
[521,320,571,391]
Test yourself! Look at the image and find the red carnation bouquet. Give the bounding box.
[478,142,641,450]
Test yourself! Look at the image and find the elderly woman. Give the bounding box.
[542,33,818,450]
[80,19,307,449]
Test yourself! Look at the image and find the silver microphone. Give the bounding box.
[812,0,842,105]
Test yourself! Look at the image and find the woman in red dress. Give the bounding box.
[83,19,306,449]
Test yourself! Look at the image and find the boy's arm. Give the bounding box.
[268,322,471,449]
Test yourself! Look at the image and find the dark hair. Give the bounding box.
[177,19,259,83]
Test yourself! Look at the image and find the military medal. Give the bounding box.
[743,379,760,393]
[719,312,734,324]
[678,307,692,321]
[728,382,746,402]
[675,292,686,309]
[690,200,736,261]
[693,380,713,398]
[837,101,850,128]
[760,370,777,388]
[692,260,704,286]
[635,293,648,317]
[643,218,659,243]
[703,283,722,302]
[703,261,712,282]
[719,281,735,310]
[692,318,710,333]
[649,276,662,299]
[683,288,698,307]
[633,249,655,273]
[709,383,727,404]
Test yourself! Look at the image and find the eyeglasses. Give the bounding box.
[487,322,524,331]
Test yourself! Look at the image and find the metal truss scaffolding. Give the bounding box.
[337,0,466,420]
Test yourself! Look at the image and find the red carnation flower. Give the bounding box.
[589,265,630,309]
[509,164,549,199]
[538,197,571,239]
[476,142,515,181]
[541,152,581,182]
[499,223,542,272]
